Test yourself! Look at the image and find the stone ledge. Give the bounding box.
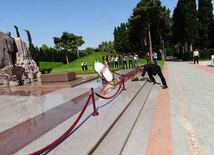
[41,71,76,83]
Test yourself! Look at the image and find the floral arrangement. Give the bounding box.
[131,76,147,81]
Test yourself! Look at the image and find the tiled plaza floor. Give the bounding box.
[1,58,214,154]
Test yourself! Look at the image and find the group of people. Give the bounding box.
[145,51,158,65]
[102,53,139,69]
[81,61,88,70]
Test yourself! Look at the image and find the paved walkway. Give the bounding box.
[147,57,214,155]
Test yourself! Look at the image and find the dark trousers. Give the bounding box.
[110,62,113,68]
[119,60,122,69]
[123,61,127,69]
[115,61,118,68]
[129,60,133,68]
[153,58,157,65]
[194,56,199,64]
[148,69,167,86]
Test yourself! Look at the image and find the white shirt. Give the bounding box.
[193,51,199,56]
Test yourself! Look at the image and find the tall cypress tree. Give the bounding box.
[14,25,20,38]
[198,0,213,49]
[172,0,186,53]
[172,0,198,54]
[113,23,131,53]
[184,0,198,50]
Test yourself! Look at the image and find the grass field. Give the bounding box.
[39,52,165,74]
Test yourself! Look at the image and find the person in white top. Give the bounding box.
[193,49,200,64]
[81,61,84,70]
[133,53,139,67]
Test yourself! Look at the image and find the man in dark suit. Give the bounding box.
[141,63,168,89]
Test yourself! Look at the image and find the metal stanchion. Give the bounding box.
[91,88,99,116]
[122,74,126,91]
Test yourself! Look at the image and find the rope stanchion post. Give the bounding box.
[122,75,126,90]
[91,88,99,116]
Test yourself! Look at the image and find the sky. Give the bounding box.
[0,0,213,50]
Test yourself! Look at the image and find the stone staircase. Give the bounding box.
[16,74,161,155]
[89,79,160,155]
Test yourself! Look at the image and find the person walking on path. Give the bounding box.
[81,61,84,70]
[153,52,158,65]
[146,52,151,64]
[133,53,139,68]
[193,49,200,64]
[141,63,167,89]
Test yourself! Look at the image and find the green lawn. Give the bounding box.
[39,52,165,74]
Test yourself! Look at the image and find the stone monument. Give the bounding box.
[14,37,41,80]
[0,31,10,67]
[0,31,40,86]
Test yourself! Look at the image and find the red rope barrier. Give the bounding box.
[123,68,141,77]
[95,78,123,99]
[113,68,142,77]
[102,75,123,86]
[29,94,93,155]
[114,71,122,76]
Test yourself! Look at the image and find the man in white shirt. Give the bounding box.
[133,53,139,67]
[193,49,200,64]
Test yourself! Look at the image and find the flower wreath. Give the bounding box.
[131,77,147,81]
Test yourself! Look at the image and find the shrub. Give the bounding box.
[40,68,46,74]
[39,67,53,74]
[46,67,52,73]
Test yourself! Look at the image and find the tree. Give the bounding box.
[14,25,20,37]
[24,29,33,48]
[198,0,213,49]
[53,32,85,64]
[97,41,116,53]
[172,0,186,56]
[127,0,171,59]
[184,0,198,51]
[24,29,39,65]
[113,23,131,53]
[172,0,198,58]
[41,44,50,51]
[155,6,171,60]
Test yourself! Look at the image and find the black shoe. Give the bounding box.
[162,86,168,89]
